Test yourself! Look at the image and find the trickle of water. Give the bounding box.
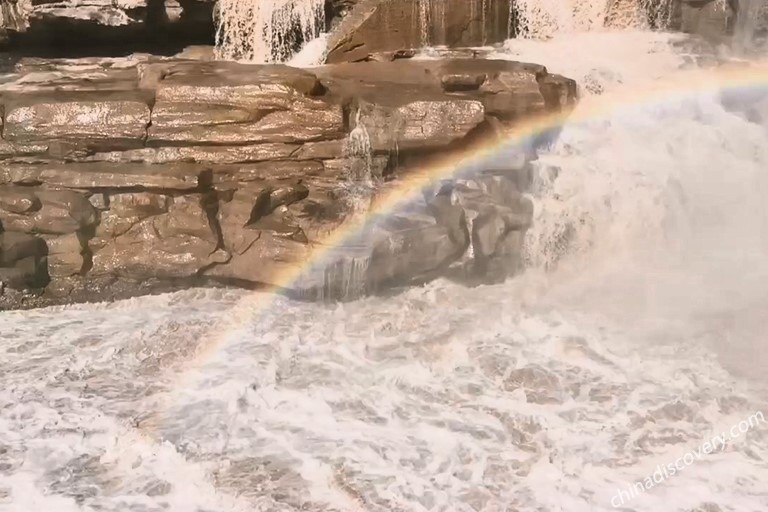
[214,0,325,62]
[320,253,372,300]
[418,0,495,46]
[343,110,376,187]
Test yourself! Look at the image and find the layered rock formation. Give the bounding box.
[0,53,576,308]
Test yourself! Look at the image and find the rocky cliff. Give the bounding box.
[1,0,758,62]
[0,53,577,308]
[324,0,512,63]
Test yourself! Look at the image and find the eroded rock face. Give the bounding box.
[0,187,97,234]
[4,92,151,152]
[148,62,345,145]
[43,232,87,277]
[90,193,226,279]
[3,162,207,189]
[0,54,577,308]
[656,0,766,42]
[674,0,736,40]
[325,0,511,63]
[0,231,48,288]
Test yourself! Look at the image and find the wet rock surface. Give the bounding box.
[325,0,511,63]
[0,53,577,309]
[674,0,737,40]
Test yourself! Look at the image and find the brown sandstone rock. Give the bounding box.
[203,230,309,286]
[0,186,40,214]
[0,140,49,161]
[3,163,207,190]
[3,92,151,151]
[316,59,576,144]
[91,193,226,278]
[148,62,345,145]
[365,208,469,290]
[354,98,486,151]
[0,231,47,266]
[285,178,355,241]
[675,0,736,40]
[94,192,171,240]
[292,140,348,160]
[325,0,511,63]
[0,53,578,306]
[211,161,326,186]
[216,186,267,256]
[87,144,301,165]
[0,56,144,93]
[215,180,311,253]
[42,233,86,277]
[0,231,49,289]
[0,188,97,234]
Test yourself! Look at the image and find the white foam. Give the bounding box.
[3,17,768,512]
[214,0,325,62]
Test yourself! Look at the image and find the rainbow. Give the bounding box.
[145,62,768,428]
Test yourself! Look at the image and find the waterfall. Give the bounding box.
[734,0,765,52]
[318,254,371,300]
[343,108,377,192]
[513,0,613,38]
[512,0,673,38]
[214,0,325,63]
[418,0,431,46]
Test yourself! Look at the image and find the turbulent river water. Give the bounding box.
[3,27,768,512]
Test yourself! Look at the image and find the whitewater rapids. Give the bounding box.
[2,31,768,512]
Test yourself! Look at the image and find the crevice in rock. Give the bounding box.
[1,2,216,58]
[78,227,95,275]
[246,189,274,225]
[198,275,271,292]
[201,188,225,252]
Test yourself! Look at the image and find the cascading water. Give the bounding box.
[300,113,379,301]
[343,109,377,189]
[512,0,675,37]
[3,3,768,512]
[214,0,325,62]
[513,0,611,37]
[734,0,766,52]
[418,0,432,46]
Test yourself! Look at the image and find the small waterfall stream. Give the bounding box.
[214,0,325,62]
